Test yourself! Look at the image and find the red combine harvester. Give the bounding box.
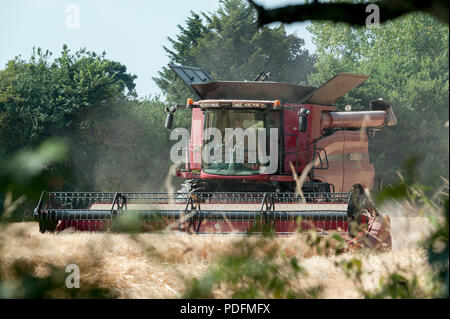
[34,65,397,251]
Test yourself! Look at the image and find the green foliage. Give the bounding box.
[302,228,348,255]
[338,160,449,299]
[184,236,322,298]
[154,11,211,105]
[377,158,449,298]
[0,138,69,221]
[0,46,136,154]
[0,139,117,298]
[308,12,449,189]
[0,46,180,192]
[367,273,427,299]
[153,0,315,104]
[423,196,449,298]
[184,160,448,299]
[0,258,117,298]
[375,156,433,206]
[337,257,430,298]
[67,96,177,191]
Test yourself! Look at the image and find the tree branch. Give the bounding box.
[248,0,448,27]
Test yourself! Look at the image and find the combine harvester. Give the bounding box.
[34,65,397,251]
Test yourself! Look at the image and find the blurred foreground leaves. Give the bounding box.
[0,139,117,298]
[0,258,117,299]
[0,138,68,221]
[378,157,448,297]
[184,158,449,299]
[184,236,323,299]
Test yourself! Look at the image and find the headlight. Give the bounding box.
[233,102,267,108]
[200,102,221,107]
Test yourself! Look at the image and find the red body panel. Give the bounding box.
[194,220,348,233]
[283,107,308,174]
[56,220,350,233]
[177,101,382,191]
[200,171,270,181]
[342,131,375,191]
[187,108,204,171]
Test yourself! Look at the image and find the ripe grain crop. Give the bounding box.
[0,204,435,298]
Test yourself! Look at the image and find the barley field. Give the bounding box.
[0,204,436,298]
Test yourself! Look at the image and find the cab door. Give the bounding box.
[283,108,308,174]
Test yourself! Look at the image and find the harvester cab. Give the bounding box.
[34,64,396,252]
[166,64,397,195]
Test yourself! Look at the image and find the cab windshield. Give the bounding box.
[202,109,279,176]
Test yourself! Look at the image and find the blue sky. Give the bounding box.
[0,0,315,98]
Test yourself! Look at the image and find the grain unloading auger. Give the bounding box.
[34,65,397,251]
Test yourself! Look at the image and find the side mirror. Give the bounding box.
[165,113,174,130]
[298,108,310,132]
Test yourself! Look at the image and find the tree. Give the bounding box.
[0,46,137,156]
[153,0,315,104]
[307,13,449,187]
[0,46,177,192]
[153,11,211,105]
